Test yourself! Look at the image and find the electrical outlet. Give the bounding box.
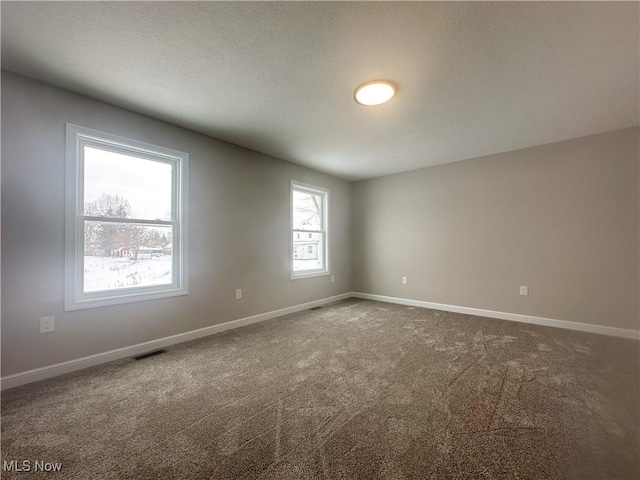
[330,275,335,283]
[235,288,242,300]
[402,276,408,285]
[40,316,55,333]
[520,286,529,296]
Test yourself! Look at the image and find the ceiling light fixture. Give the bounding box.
[353,80,397,106]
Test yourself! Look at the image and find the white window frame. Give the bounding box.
[65,124,188,310]
[290,180,329,279]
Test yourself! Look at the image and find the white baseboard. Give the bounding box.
[0,292,352,391]
[352,292,640,340]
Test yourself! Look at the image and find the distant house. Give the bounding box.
[136,247,164,259]
[113,247,132,258]
[293,232,318,260]
[113,246,164,259]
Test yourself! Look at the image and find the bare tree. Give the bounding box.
[85,193,131,218]
[83,201,100,255]
[121,225,146,261]
[84,194,169,259]
[294,192,322,229]
[84,194,132,256]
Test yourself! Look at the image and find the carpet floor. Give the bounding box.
[1,299,639,479]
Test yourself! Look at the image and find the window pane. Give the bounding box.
[83,221,173,292]
[293,231,323,272]
[292,190,322,231]
[84,146,173,221]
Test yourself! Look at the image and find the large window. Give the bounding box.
[291,181,329,278]
[65,124,188,310]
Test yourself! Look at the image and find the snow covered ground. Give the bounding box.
[84,255,172,292]
[293,259,323,272]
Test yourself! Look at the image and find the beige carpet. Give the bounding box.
[1,299,638,479]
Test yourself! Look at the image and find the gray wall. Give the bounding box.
[3,70,638,378]
[1,71,351,376]
[352,128,640,331]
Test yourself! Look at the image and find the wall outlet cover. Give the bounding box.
[40,316,55,333]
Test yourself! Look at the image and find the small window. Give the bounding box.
[65,124,188,310]
[291,181,329,278]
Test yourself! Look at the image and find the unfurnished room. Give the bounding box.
[1,2,639,479]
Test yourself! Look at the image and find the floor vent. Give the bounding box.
[133,349,167,361]
[309,306,322,311]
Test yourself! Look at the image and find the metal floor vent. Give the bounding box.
[309,306,322,311]
[133,349,167,361]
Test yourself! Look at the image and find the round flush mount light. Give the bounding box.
[353,80,397,106]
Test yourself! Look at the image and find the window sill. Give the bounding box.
[290,271,330,280]
[65,287,188,311]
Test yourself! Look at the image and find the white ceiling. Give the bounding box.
[2,2,638,181]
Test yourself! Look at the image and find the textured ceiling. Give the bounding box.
[2,2,638,181]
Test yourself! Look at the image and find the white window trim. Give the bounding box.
[65,124,189,310]
[290,180,330,280]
